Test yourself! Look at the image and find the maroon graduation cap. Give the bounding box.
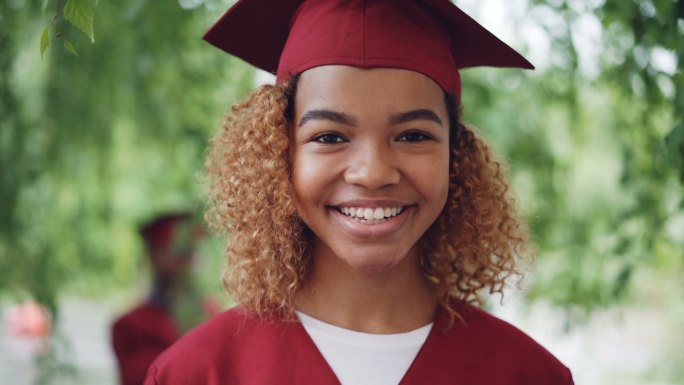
[204,0,533,96]
[140,212,193,249]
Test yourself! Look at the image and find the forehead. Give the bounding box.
[295,65,447,115]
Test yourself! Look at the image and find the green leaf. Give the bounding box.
[40,27,50,60]
[64,40,78,57]
[63,0,95,43]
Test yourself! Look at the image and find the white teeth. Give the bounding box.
[338,205,406,222]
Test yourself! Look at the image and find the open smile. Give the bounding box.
[336,206,406,224]
[327,204,415,239]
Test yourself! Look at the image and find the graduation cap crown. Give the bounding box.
[140,212,195,250]
[204,0,533,96]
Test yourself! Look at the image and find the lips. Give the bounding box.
[329,204,414,239]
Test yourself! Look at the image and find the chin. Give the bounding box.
[339,246,412,275]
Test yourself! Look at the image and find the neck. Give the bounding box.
[295,244,437,334]
[151,273,188,302]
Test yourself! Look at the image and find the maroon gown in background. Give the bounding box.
[112,301,178,385]
[144,303,574,385]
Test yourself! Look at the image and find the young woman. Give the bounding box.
[144,0,574,384]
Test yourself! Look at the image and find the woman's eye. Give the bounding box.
[313,134,346,144]
[398,132,432,142]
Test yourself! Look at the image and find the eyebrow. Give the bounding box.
[299,110,357,127]
[390,109,443,126]
[297,108,443,128]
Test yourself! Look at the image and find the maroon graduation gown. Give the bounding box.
[112,301,179,385]
[144,303,573,385]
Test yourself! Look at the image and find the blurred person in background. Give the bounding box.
[111,212,220,385]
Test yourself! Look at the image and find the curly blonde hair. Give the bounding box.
[206,78,529,320]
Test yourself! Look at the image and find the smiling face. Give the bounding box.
[291,65,451,274]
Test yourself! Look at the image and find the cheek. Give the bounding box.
[431,168,450,210]
[411,152,451,206]
[291,151,327,209]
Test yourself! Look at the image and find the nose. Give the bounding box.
[343,141,400,189]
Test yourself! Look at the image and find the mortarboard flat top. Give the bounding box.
[204,0,533,96]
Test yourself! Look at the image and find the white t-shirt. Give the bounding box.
[297,311,433,385]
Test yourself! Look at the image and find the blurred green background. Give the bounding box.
[1,0,682,384]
